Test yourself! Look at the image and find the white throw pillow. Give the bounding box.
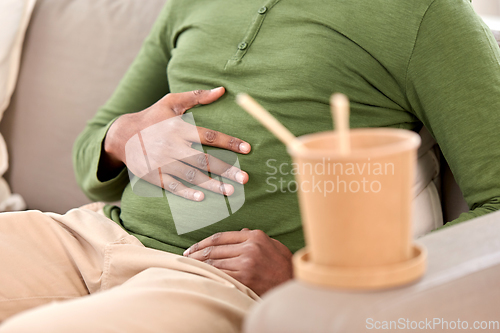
[0,0,36,116]
[0,0,36,211]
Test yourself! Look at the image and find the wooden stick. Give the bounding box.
[331,93,351,155]
[236,93,306,151]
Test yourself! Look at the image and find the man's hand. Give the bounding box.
[184,229,293,296]
[101,87,251,201]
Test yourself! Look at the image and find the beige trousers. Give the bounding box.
[0,203,259,333]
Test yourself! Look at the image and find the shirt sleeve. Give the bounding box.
[72,3,172,202]
[406,0,500,226]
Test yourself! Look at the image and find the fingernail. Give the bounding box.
[194,191,203,201]
[219,184,232,195]
[211,86,224,92]
[224,184,234,195]
[235,171,246,184]
[183,248,190,256]
[239,142,250,153]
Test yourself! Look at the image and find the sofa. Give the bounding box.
[1,0,499,331]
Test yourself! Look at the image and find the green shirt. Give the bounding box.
[73,0,500,255]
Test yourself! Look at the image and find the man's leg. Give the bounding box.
[0,205,133,321]
[1,265,258,333]
[0,207,259,332]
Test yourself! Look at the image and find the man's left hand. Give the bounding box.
[183,229,293,296]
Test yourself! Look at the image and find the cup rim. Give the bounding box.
[287,128,421,160]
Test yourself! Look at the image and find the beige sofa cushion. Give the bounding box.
[0,0,166,213]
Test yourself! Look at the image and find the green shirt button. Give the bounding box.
[238,42,248,50]
[258,6,268,14]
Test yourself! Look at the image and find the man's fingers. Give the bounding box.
[178,123,250,183]
[161,160,234,195]
[196,127,251,154]
[187,244,242,261]
[204,259,241,272]
[142,170,205,202]
[164,87,225,115]
[183,230,251,256]
[180,150,249,185]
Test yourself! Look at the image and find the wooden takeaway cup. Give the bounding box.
[288,128,425,289]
